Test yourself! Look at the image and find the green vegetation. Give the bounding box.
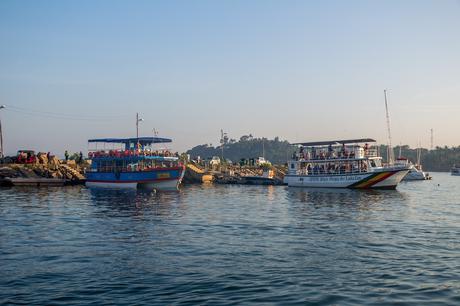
[187,135,295,164]
[383,145,460,172]
[187,136,460,171]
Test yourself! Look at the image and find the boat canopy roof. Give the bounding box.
[88,137,172,145]
[293,138,376,147]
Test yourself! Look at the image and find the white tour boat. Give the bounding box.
[284,138,410,189]
[451,165,460,176]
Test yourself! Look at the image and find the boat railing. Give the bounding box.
[294,150,378,161]
[295,167,369,176]
[88,149,178,159]
[90,163,183,173]
[364,149,378,157]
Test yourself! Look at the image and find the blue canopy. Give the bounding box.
[88,137,172,145]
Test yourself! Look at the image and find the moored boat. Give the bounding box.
[451,165,460,176]
[395,157,431,181]
[241,169,282,185]
[86,137,185,191]
[284,138,410,189]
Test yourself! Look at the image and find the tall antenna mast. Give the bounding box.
[417,141,421,166]
[0,105,4,158]
[384,89,394,164]
[430,128,434,150]
[262,138,265,159]
[220,129,224,161]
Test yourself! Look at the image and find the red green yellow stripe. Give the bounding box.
[349,171,395,188]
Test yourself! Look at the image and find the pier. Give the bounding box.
[0,155,86,187]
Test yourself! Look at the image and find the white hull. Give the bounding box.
[86,181,138,189]
[86,178,182,191]
[403,168,430,180]
[139,179,181,191]
[284,169,409,189]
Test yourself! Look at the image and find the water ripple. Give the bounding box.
[1,173,459,305]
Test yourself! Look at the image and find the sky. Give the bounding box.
[1,0,459,155]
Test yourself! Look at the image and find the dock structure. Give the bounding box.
[184,163,213,183]
[0,158,87,187]
[2,177,66,187]
[182,162,287,186]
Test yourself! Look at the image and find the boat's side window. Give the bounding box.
[290,163,295,169]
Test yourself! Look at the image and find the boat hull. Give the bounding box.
[284,169,409,189]
[85,166,185,191]
[403,169,430,180]
[241,176,277,185]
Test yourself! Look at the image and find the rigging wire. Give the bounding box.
[4,105,131,121]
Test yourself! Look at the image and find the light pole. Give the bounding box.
[136,113,144,150]
[0,105,5,158]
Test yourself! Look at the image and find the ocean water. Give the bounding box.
[1,172,459,305]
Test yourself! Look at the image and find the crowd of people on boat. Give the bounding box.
[292,144,372,161]
[93,159,182,173]
[88,149,179,159]
[297,160,369,176]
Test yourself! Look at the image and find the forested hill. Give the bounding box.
[380,145,460,172]
[186,136,460,171]
[186,136,295,164]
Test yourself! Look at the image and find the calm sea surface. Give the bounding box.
[1,172,459,305]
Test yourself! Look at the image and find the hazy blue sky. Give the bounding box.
[1,0,459,155]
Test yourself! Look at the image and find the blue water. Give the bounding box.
[1,173,459,305]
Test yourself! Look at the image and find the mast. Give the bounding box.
[417,141,421,166]
[384,89,394,164]
[0,105,5,158]
[430,128,434,150]
[136,113,143,150]
[262,138,265,159]
[220,129,224,161]
[136,112,139,139]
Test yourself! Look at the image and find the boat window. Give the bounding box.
[290,163,295,169]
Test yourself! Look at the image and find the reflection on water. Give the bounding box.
[287,187,407,207]
[88,187,186,217]
[1,174,459,305]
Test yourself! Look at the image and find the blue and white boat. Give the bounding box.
[86,137,185,191]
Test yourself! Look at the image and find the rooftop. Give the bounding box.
[88,137,172,145]
[293,138,376,147]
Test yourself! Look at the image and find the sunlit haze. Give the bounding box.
[1,0,459,156]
